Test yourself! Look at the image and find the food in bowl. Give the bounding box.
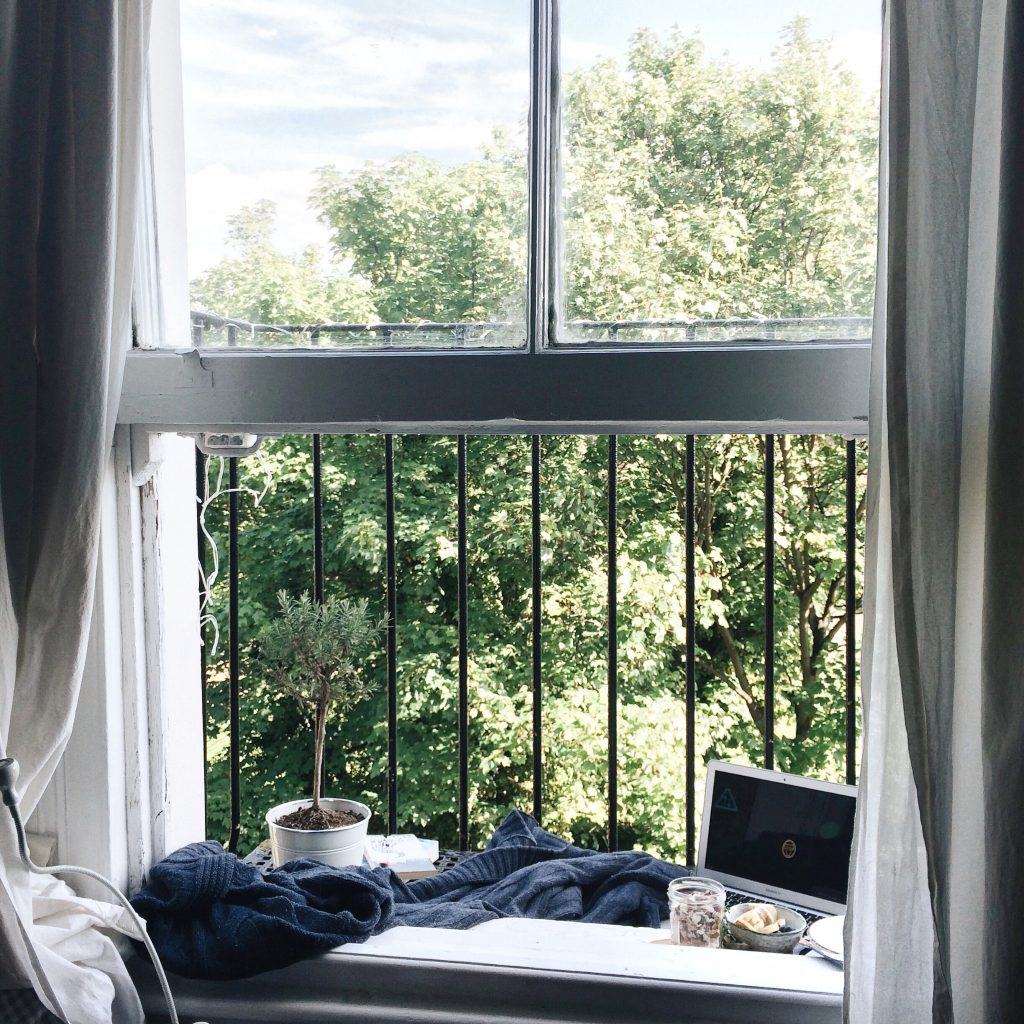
[734,903,785,934]
[724,902,808,953]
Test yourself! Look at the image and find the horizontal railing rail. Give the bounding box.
[189,310,872,347]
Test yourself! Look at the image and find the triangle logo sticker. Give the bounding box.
[714,787,739,813]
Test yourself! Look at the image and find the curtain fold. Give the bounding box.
[848,0,1019,1020]
[0,2,150,1022]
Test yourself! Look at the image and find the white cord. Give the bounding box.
[196,449,274,658]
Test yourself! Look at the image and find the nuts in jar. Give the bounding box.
[667,877,726,948]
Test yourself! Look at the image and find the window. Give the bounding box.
[110,1,879,1015]
[120,0,878,859]
[125,0,874,439]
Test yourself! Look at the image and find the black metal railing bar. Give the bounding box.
[684,435,696,865]
[845,439,858,786]
[385,436,398,835]
[227,458,241,854]
[457,437,470,851]
[531,436,543,824]
[312,436,324,604]
[607,436,619,853]
[763,436,776,772]
[312,435,326,799]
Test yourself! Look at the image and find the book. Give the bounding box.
[364,834,439,879]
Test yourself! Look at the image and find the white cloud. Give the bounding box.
[180,2,877,281]
[179,0,531,275]
[831,31,883,91]
[355,119,502,154]
[181,0,526,121]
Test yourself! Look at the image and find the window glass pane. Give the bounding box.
[558,2,880,345]
[181,1,529,349]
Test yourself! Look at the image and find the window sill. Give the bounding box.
[128,918,843,1024]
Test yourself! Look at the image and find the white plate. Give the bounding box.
[805,914,844,964]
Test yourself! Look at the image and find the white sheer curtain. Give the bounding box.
[0,2,150,1022]
[847,0,1020,1021]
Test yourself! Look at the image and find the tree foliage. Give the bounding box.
[562,20,877,320]
[191,200,377,326]
[195,22,874,855]
[312,135,528,324]
[256,591,385,809]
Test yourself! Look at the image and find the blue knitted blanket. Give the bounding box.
[131,810,688,980]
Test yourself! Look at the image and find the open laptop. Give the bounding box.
[696,760,857,923]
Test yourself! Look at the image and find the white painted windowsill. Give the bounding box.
[344,917,842,990]
[130,917,844,1024]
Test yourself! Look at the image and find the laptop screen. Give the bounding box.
[702,764,856,908]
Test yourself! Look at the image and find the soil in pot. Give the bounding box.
[275,804,365,830]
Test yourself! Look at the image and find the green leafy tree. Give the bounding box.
[191,200,378,327]
[312,135,527,323]
[562,20,877,321]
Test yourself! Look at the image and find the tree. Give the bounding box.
[312,133,527,323]
[561,20,877,321]
[191,200,378,328]
[256,592,385,815]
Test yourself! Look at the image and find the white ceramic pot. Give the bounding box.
[265,797,371,868]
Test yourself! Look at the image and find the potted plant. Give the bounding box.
[257,590,386,868]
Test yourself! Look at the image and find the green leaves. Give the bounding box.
[254,590,386,807]
[191,200,378,329]
[313,147,527,324]
[201,433,864,854]
[562,22,877,325]
[257,591,385,716]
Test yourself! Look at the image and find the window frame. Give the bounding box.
[118,0,871,438]
[118,343,868,436]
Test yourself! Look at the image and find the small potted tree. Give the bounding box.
[258,591,386,867]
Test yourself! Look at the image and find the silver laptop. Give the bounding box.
[696,760,857,919]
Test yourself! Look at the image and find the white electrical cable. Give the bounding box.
[197,449,274,658]
[0,758,208,1024]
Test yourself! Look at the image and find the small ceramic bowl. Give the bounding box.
[724,902,807,954]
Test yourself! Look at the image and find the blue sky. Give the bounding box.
[181,0,881,276]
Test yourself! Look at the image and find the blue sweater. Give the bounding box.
[131,810,688,980]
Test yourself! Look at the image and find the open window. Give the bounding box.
[105,0,881,1018]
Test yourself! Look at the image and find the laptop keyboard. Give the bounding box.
[724,887,825,927]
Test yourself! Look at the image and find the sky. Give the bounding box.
[180,0,882,277]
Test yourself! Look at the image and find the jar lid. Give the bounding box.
[667,876,726,898]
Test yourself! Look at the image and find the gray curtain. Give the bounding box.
[0,2,149,1021]
[847,0,1021,1020]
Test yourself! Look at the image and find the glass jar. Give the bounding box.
[668,877,726,947]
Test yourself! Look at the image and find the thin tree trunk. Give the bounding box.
[312,701,327,810]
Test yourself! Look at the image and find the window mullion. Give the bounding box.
[528,0,559,353]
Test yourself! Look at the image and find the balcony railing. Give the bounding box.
[193,315,865,861]
[189,309,872,348]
